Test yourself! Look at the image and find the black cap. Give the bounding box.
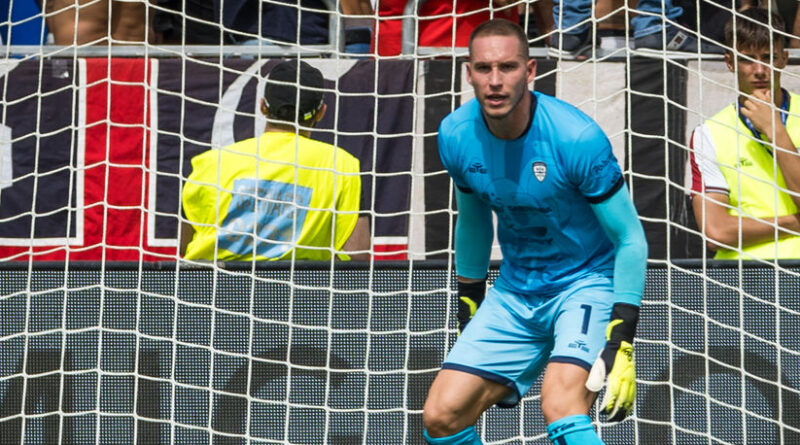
[264,60,325,123]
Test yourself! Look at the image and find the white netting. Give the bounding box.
[1,1,800,444]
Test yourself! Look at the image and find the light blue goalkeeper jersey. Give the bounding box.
[438,91,624,295]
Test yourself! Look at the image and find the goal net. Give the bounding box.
[1,0,800,444]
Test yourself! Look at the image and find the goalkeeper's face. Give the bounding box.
[467,35,536,122]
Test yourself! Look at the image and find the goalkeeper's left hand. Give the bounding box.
[457,279,486,333]
[585,303,639,422]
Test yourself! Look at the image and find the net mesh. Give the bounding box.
[1,1,800,444]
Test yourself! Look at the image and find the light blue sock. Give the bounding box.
[423,425,482,445]
[546,415,605,445]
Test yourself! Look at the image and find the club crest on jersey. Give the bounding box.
[532,161,547,182]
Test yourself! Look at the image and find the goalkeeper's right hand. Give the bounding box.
[457,279,486,333]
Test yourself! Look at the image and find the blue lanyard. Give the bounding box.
[737,88,790,156]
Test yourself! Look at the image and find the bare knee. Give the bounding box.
[540,362,595,423]
[422,398,464,437]
[422,369,509,438]
[541,390,587,422]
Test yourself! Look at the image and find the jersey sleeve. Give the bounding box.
[688,124,728,195]
[590,185,648,306]
[454,188,493,279]
[566,121,624,203]
[333,152,362,251]
[437,121,471,192]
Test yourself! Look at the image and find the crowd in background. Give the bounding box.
[3,0,800,55]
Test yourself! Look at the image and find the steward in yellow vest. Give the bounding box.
[180,61,370,261]
[689,8,800,260]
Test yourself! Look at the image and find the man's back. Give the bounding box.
[183,132,361,261]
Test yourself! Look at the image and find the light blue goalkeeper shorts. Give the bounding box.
[442,273,615,407]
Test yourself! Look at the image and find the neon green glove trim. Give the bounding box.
[600,340,636,420]
[459,296,479,317]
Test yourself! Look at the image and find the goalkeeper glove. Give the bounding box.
[456,279,486,333]
[586,302,639,422]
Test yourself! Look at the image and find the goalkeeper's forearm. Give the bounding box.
[452,189,493,332]
[589,184,648,307]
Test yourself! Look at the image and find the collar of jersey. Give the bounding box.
[480,91,537,141]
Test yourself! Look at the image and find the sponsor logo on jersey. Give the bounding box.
[533,161,547,182]
[468,161,487,174]
[568,339,590,353]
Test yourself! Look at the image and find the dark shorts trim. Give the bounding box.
[441,363,520,408]
[549,355,593,372]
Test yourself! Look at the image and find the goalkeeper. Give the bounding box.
[423,19,648,445]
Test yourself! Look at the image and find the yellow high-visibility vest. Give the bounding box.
[704,92,800,259]
[182,131,361,261]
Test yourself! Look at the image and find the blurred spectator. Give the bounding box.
[344,26,372,54]
[735,1,800,49]
[1,0,48,44]
[181,61,370,261]
[773,0,800,48]
[792,4,800,48]
[364,0,519,56]
[341,0,373,54]
[44,0,148,44]
[688,8,800,259]
[215,0,330,45]
[152,0,222,44]
[550,0,726,57]
[675,0,800,53]
[522,0,554,46]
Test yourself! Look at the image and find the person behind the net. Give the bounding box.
[181,60,370,262]
[689,7,800,260]
[422,19,648,445]
[44,0,148,45]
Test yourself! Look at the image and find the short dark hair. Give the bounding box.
[725,7,785,53]
[468,19,529,59]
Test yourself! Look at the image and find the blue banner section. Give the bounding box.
[1,261,799,444]
[0,60,79,240]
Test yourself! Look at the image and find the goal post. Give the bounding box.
[2,1,800,444]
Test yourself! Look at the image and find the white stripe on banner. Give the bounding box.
[146,59,176,248]
[0,124,11,190]
[408,65,426,260]
[212,60,267,151]
[373,236,408,245]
